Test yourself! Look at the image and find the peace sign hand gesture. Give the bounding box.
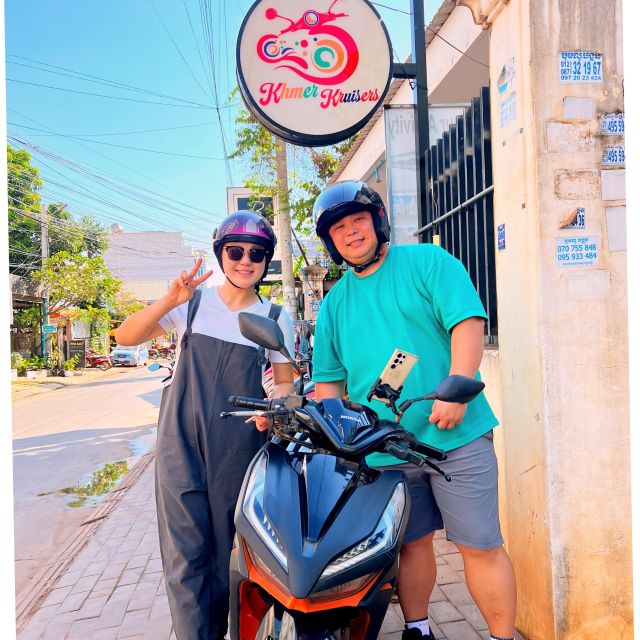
[166,258,213,307]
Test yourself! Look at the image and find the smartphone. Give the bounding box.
[373,349,419,403]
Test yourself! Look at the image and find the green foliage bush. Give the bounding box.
[11,352,23,369]
[62,354,81,371]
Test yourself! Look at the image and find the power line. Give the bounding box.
[6,54,218,108]
[7,121,214,138]
[149,0,213,100]
[7,78,220,109]
[370,3,489,69]
[9,126,226,160]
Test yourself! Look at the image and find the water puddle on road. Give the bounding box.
[37,428,157,509]
[38,460,129,508]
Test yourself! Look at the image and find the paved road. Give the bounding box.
[12,366,164,599]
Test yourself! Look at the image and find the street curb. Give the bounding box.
[15,449,156,633]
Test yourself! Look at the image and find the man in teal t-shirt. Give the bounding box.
[311,181,516,640]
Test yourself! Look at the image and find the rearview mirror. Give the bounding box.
[147,363,161,372]
[238,312,290,360]
[430,375,485,404]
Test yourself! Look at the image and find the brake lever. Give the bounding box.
[220,410,270,419]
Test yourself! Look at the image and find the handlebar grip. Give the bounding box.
[413,441,448,462]
[228,396,270,410]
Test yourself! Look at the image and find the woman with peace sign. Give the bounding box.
[115,211,295,639]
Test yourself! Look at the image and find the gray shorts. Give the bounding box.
[379,431,504,550]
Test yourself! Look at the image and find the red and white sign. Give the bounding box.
[237,0,392,146]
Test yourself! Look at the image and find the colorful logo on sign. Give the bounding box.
[257,2,358,86]
[237,0,392,146]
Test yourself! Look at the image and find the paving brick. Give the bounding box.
[441,551,465,571]
[435,563,463,585]
[116,609,151,637]
[71,572,100,594]
[440,581,475,607]
[429,600,464,624]
[93,600,129,631]
[89,628,120,640]
[126,554,150,570]
[57,590,91,614]
[92,578,119,597]
[42,585,73,607]
[84,560,110,577]
[101,562,127,581]
[433,537,459,555]
[118,568,144,586]
[55,569,84,589]
[76,594,109,620]
[67,617,98,638]
[457,604,488,631]
[429,584,446,603]
[438,619,483,640]
[16,621,48,640]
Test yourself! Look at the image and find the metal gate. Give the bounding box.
[417,87,497,343]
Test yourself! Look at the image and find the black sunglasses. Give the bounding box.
[223,245,268,263]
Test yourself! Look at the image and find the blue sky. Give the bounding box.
[5,0,441,252]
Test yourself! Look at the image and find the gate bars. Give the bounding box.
[415,87,498,344]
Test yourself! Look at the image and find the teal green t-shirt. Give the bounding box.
[312,244,498,466]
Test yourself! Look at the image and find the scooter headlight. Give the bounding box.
[320,482,406,580]
[242,453,287,571]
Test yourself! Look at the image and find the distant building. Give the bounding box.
[103,227,215,303]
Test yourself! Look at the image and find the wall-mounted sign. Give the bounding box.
[237,0,392,146]
[384,105,419,245]
[600,113,624,135]
[499,93,516,128]
[559,51,602,83]
[602,145,625,165]
[42,325,57,333]
[556,236,599,267]
[496,57,516,95]
[428,104,466,144]
[560,207,585,230]
[497,224,506,250]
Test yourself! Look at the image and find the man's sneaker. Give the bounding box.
[402,627,436,640]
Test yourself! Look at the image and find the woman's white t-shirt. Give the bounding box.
[158,287,296,370]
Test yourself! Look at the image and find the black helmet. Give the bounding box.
[313,180,390,265]
[213,210,277,280]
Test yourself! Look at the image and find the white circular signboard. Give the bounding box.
[237,0,393,146]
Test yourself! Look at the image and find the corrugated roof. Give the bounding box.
[121,280,174,302]
[328,0,457,185]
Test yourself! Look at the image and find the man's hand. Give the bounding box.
[245,415,269,431]
[428,399,467,430]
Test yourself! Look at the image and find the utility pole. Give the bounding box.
[275,138,298,319]
[40,203,49,360]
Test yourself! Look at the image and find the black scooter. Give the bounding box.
[225,312,484,640]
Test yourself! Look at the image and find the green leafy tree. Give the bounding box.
[111,289,145,321]
[35,252,121,316]
[8,144,42,276]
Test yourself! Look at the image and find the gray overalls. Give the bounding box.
[155,290,274,639]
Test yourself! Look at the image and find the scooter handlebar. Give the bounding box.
[228,396,271,411]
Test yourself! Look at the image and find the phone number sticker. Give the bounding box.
[600,113,624,135]
[556,236,599,267]
[559,51,603,83]
[602,144,625,165]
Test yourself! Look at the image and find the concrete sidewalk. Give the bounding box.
[17,453,514,640]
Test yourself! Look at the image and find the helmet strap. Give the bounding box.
[347,242,384,274]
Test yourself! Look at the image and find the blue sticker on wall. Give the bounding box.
[497,224,506,250]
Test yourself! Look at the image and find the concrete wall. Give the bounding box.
[487,0,631,637]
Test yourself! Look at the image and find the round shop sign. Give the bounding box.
[237,0,393,147]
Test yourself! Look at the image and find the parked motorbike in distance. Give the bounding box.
[225,312,485,640]
[85,350,114,371]
[151,343,176,361]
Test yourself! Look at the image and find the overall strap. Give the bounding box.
[257,302,283,366]
[181,288,202,347]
